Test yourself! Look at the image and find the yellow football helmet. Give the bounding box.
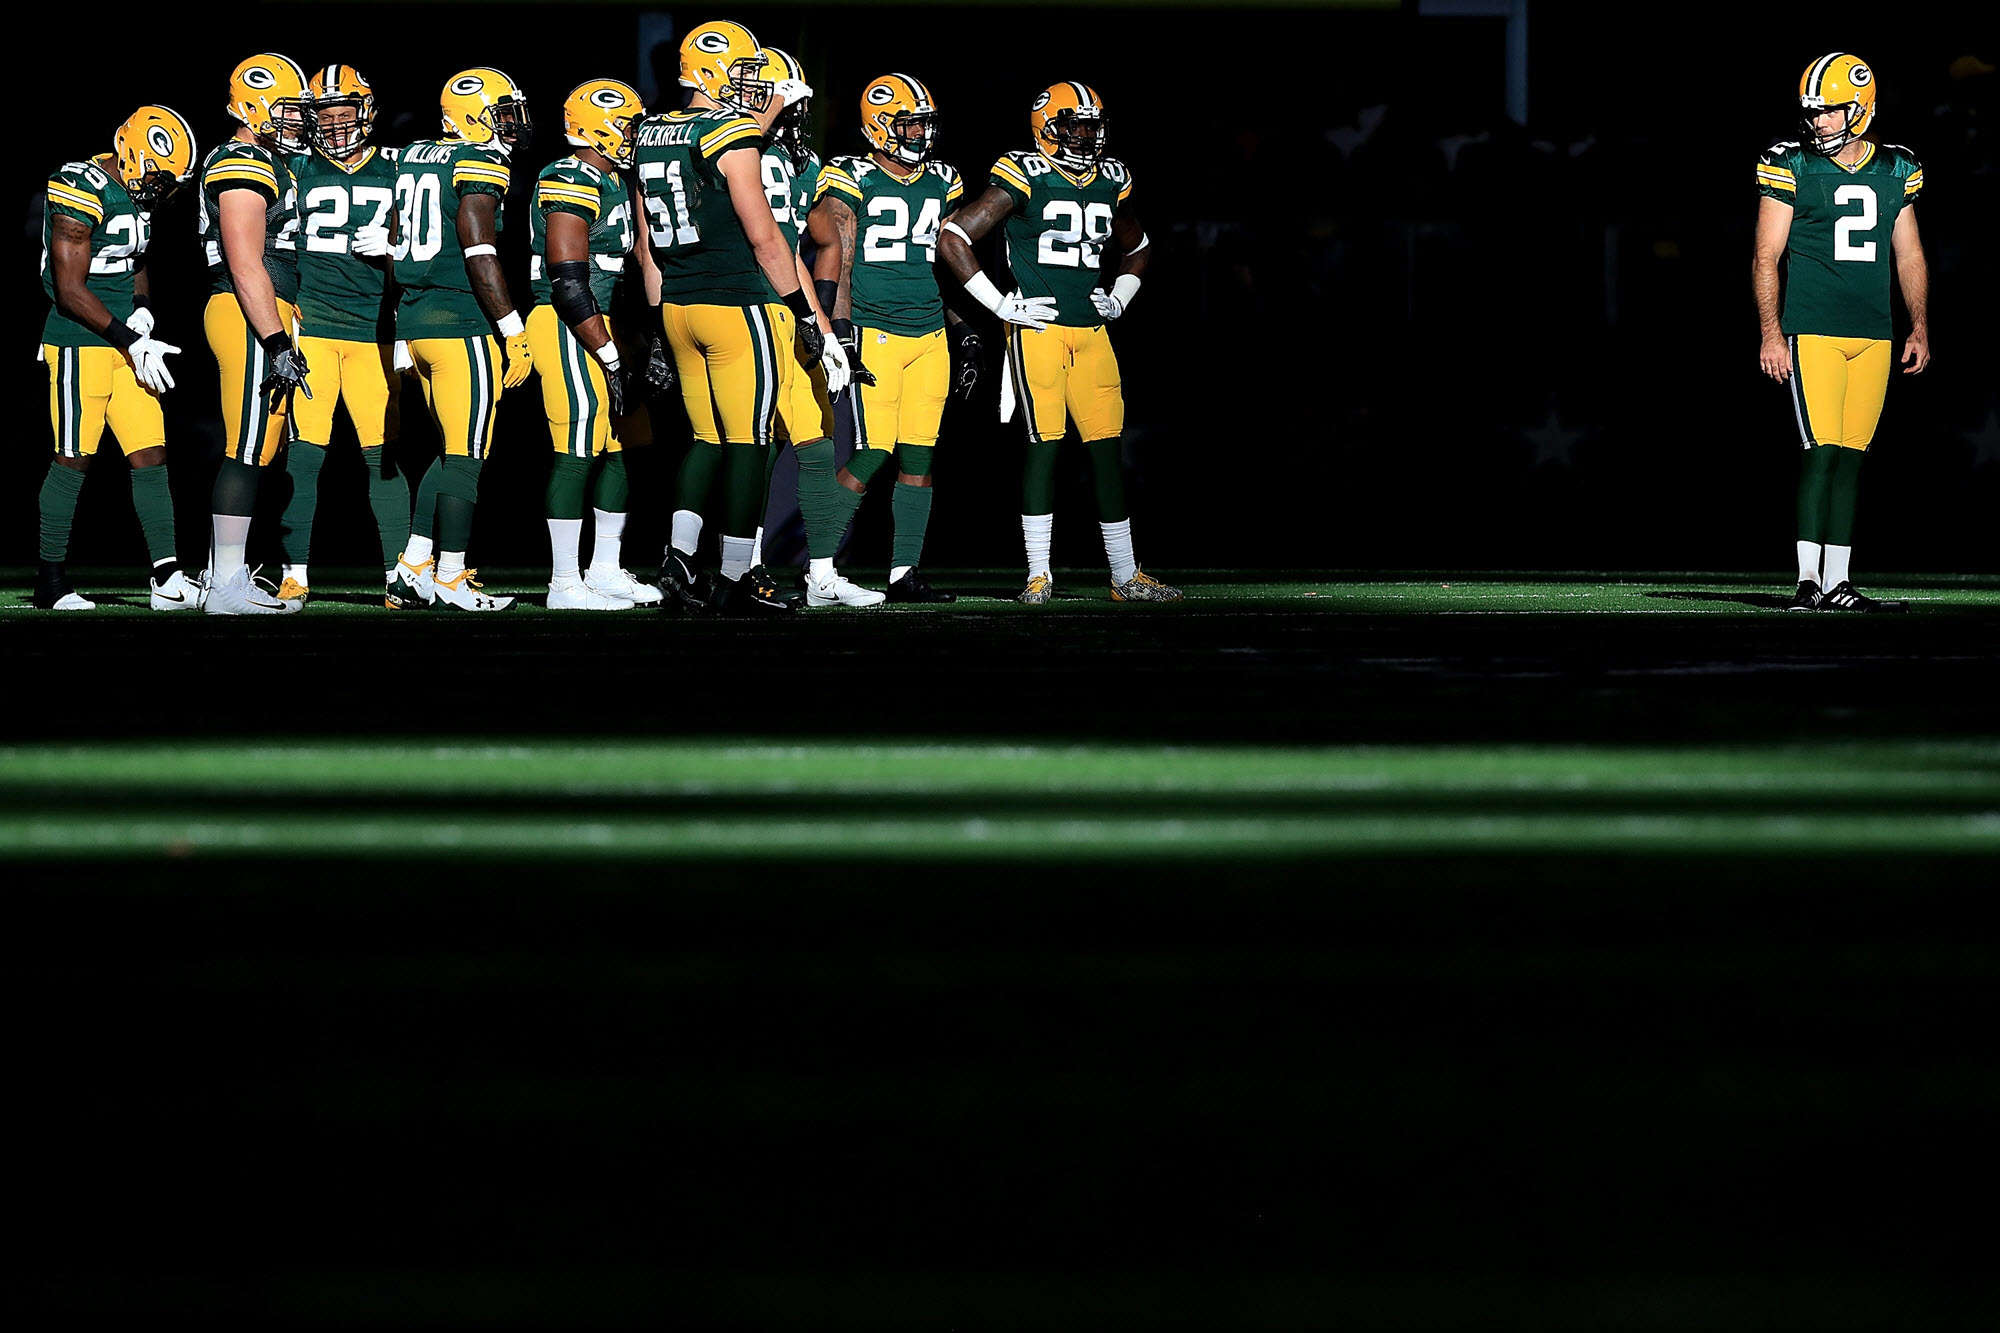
[441,68,532,158]
[1799,52,1878,154]
[679,20,768,112]
[113,105,197,209]
[226,53,311,152]
[758,47,809,162]
[859,74,937,166]
[1031,82,1107,172]
[309,64,376,158]
[563,79,646,168]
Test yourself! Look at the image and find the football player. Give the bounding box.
[526,78,663,610]
[198,53,312,614]
[937,82,1182,603]
[1755,52,1928,612]
[386,67,536,612]
[633,19,827,616]
[750,46,877,608]
[35,106,202,611]
[808,73,975,604]
[276,64,407,608]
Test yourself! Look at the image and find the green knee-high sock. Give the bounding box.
[38,463,86,562]
[1824,446,1865,546]
[1796,445,1840,543]
[796,439,845,559]
[279,442,327,567]
[546,454,589,519]
[594,453,630,512]
[1022,439,1060,514]
[211,458,259,517]
[128,464,178,568]
[1085,436,1130,524]
[891,443,936,571]
[360,446,409,572]
[826,447,888,545]
[436,456,482,553]
[410,456,444,540]
[676,439,722,519]
[724,442,766,538]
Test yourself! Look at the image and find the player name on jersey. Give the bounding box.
[635,109,773,307]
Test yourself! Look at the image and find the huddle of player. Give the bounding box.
[32,20,1183,615]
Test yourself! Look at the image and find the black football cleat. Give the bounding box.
[1786,579,1822,612]
[1818,580,1906,613]
[715,566,795,616]
[887,568,956,604]
[658,549,711,614]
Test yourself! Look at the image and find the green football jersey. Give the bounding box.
[528,156,635,311]
[1757,139,1924,339]
[392,138,512,338]
[817,154,964,337]
[196,139,300,302]
[633,108,773,306]
[762,145,820,253]
[290,145,399,341]
[990,150,1133,328]
[40,154,150,350]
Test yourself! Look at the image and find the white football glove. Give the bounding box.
[127,333,181,393]
[996,291,1059,331]
[126,305,156,337]
[393,340,414,373]
[774,78,814,109]
[350,223,392,258]
[820,330,851,395]
[1090,290,1125,321]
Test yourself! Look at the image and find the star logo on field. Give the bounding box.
[1963,408,2000,467]
[1523,405,1583,468]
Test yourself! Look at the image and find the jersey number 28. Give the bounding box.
[1038,200,1114,269]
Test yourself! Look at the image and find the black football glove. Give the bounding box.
[259,334,311,415]
[949,324,982,401]
[833,318,877,388]
[796,315,826,368]
[642,330,676,396]
[604,357,626,419]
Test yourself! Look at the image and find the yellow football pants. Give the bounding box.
[1007,322,1125,445]
[853,326,948,451]
[408,335,503,460]
[1788,334,1890,451]
[528,305,623,458]
[778,346,834,447]
[662,301,790,447]
[205,293,298,465]
[44,343,165,458]
[293,336,398,448]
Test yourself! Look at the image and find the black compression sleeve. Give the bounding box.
[550,260,600,330]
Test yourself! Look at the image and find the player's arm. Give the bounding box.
[219,188,284,338]
[937,185,1053,329]
[544,211,610,355]
[1892,205,1929,374]
[628,217,675,396]
[807,191,854,321]
[47,214,121,342]
[1092,205,1151,321]
[718,144,823,364]
[1752,195,1793,383]
[458,191,533,388]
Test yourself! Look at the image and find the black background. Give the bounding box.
[10,0,1996,580]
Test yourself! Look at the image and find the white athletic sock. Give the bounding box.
[589,508,626,572]
[809,556,835,585]
[890,565,913,584]
[283,563,309,587]
[1022,513,1053,579]
[438,551,466,581]
[671,510,703,558]
[750,525,765,569]
[402,534,434,567]
[1796,539,1823,583]
[720,535,754,582]
[210,514,251,580]
[548,518,582,580]
[1100,519,1137,585]
[1822,543,1852,587]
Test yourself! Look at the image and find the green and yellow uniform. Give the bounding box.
[635,108,791,448]
[40,155,164,458]
[817,154,963,450]
[990,150,1134,445]
[1757,139,1924,450]
[289,145,399,447]
[393,138,510,458]
[764,144,831,445]
[196,138,300,464]
[527,155,634,458]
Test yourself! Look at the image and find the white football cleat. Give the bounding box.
[204,566,293,615]
[806,572,887,607]
[42,590,97,611]
[432,568,514,612]
[584,566,664,606]
[149,569,205,611]
[547,576,634,611]
[387,556,437,610]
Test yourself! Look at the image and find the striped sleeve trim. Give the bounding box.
[944,172,964,206]
[1903,169,1924,194]
[816,168,861,202]
[698,122,762,158]
[47,182,105,220]
[1116,178,1134,203]
[537,183,602,215]
[454,164,511,184]
[208,156,278,185]
[990,157,1031,193]
[1755,167,1797,193]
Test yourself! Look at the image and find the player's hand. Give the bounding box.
[949,324,982,401]
[820,330,851,396]
[260,341,311,413]
[503,331,533,389]
[126,304,156,338]
[834,319,877,389]
[350,223,392,258]
[126,333,181,394]
[604,362,626,419]
[795,315,826,369]
[643,331,676,396]
[1759,330,1791,383]
[1900,326,1930,375]
[775,78,814,109]
[996,290,1058,331]
[393,339,415,374]
[1090,288,1127,321]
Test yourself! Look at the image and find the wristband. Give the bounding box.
[814,279,839,319]
[495,310,525,338]
[131,293,152,312]
[961,270,1005,315]
[463,243,498,259]
[782,288,815,323]
[592,343,622,372]
[1110,273,1142,311]
[260,332,292,358]
[104,318,141,351]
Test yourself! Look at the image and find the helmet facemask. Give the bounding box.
[486,95,532,158]
[1800,98,1865,155]
[312,98,371,157]
[1045,108,1106,171]
[267,98,312,154]
[773,99,809,165]
[887,111,936,165]
[727,58,773,114]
